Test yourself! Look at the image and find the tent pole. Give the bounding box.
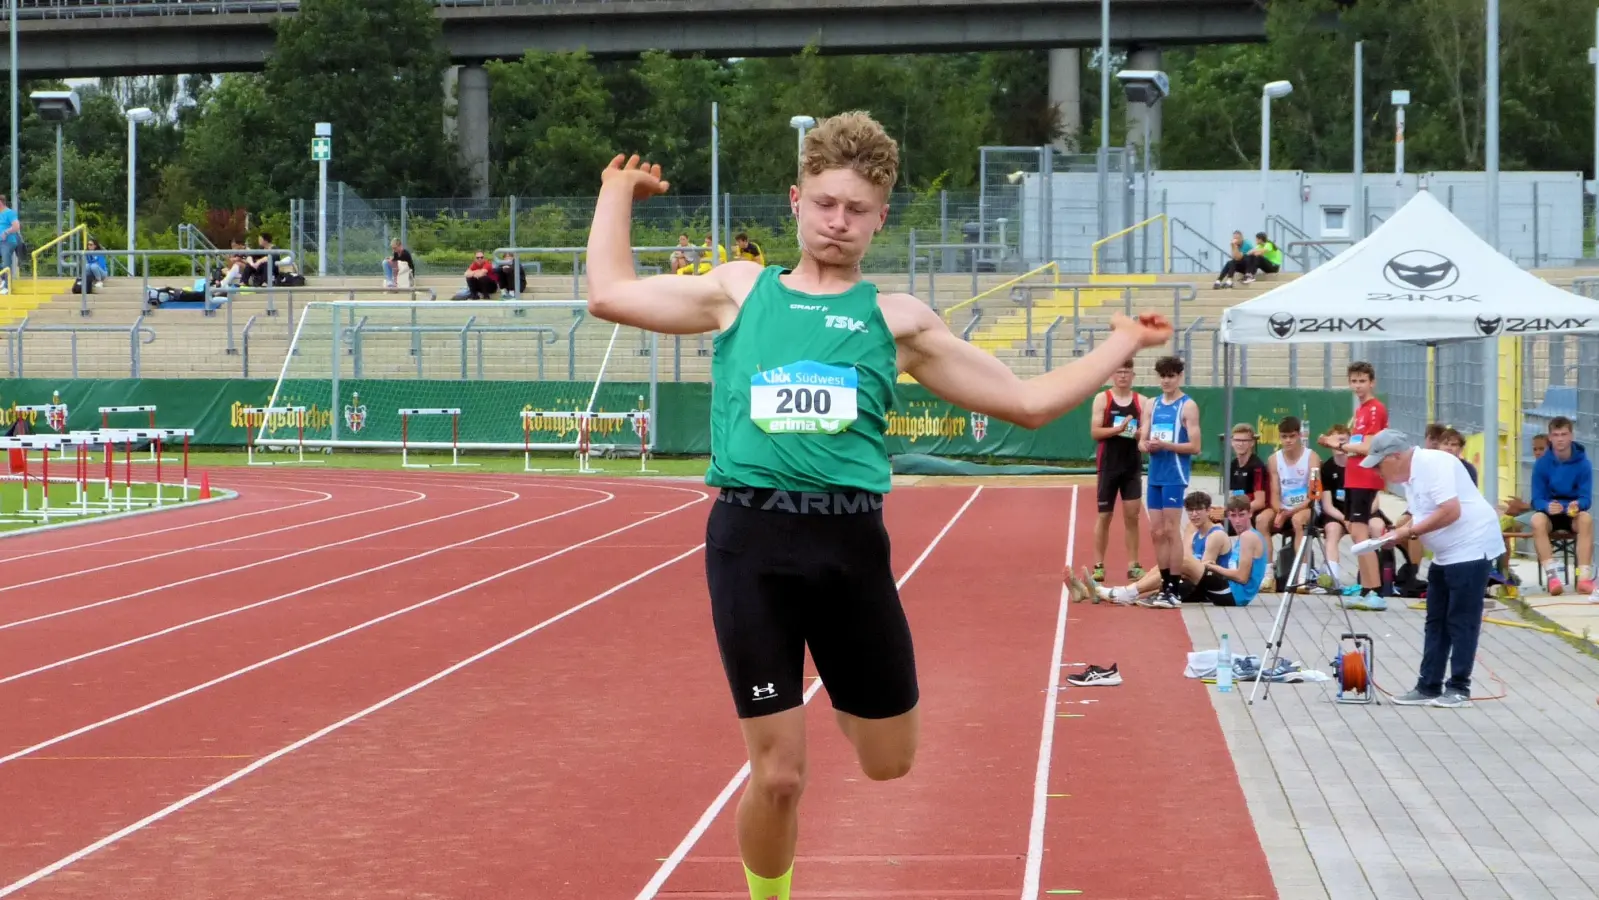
[1482,0,1501,507]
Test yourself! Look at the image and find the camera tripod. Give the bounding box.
[1247,518,1377,706]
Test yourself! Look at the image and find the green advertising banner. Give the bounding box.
[0,378,1353,463]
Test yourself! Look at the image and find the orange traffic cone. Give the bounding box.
[199,470,211,499]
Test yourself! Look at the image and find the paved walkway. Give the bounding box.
[1167,476,1599,900]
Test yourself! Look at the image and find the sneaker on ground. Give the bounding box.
[1431,689,1471,708]
[1128,564,1145,579]
[1091,563,1106,583]
[1548,574,1565,595]
[1390,689,1439,706]
[1580,577,1596,594]
[1066,663,1122,687]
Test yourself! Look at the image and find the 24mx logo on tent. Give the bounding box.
[1475,315,1594,336]
[1268,314,1386,340]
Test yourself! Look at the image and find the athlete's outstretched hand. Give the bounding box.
[600,154,671,202]
[1111,312,1173,349]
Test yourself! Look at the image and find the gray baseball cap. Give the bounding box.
[1359,429,1415,468]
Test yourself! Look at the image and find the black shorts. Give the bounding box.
[705,488,918,721]
[1345,488,1380,524]
[1536,511,1576,533]
[1182,570,1233,604]
[1096,463,1142,513]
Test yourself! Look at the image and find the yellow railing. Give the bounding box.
[941,261,1059,323]
[30,223,87,279]
[1090,214,1171,276]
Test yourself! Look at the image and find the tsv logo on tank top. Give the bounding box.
[749,361,859,435]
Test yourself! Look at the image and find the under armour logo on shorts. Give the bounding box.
[752,683,777,700]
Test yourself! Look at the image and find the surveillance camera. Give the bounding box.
[29,90,80,122]
[1116,70,1170,107]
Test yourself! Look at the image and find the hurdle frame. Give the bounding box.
[240,406,324,466]
[521,409,653,474]
[99,405,159,460]
[399,408,479,469]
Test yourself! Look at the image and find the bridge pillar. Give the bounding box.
[1047,48,1082,152]
[1124,46,1163,160]
[454,64,492,199]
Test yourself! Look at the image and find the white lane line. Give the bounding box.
[0,487,333,566]
[1021,483,1078,899]
[0,484,525,632]
[0,488,428,597]
[634,485,986,900]
[0,539,708,899]
[0,488,710,767]
[0,485,584,681]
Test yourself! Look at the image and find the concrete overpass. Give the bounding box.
[3,0,1264,77]
[2,0,1266,195]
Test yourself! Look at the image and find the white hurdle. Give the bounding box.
[521,409,653,474]
[398,408,479,469]
[0,434,67,523]
[99,405,159,460]
[240,406,324,466]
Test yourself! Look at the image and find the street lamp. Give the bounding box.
[1259,80,1293,222]
[30,90,80,262]
[125,106,156,275]
[789,115,816,163]
[1391,89,1410,186]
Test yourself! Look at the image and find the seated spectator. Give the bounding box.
[84,239,110,285]
[1241,232,1282,282]
[384,239,415,289]
[734,232,766,265]
[1213,230,1250,288]
[495,252,527,298]
[669,234,694,273]
[463,251,498,299]
[676,234,727,275]
[1530,415,1593,595]
[243,233,298,286]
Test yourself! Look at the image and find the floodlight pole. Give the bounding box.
[1591,12,1599,211]
[1259,92,1271,221]
[1354,41,1364,239]
[316,122,330,277]
[9,0,17,210]
[1483,0,1502,508]
[1098,0,1110,242]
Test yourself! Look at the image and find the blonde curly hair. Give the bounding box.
[799,111,899,193]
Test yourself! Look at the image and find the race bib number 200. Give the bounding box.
[750,361,859,434]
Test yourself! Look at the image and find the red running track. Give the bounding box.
[0,470,1276,899]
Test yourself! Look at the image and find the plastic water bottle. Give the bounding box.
[1217,633,1234,693]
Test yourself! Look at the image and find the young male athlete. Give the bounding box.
[1317,360,1387,609]
[1137,356,1202,608]
[1065,491,1236,606]
[1266,416,1321,586]
[1225,423,1269,537]
[1204,495,1269,607]
[1316,423,1394,599]
[582,115,1172,900]
[1089,359,1147,582]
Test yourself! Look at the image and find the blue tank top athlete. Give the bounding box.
[1139,355,1202,608]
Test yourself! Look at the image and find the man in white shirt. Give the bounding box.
[1361,430,1504,708]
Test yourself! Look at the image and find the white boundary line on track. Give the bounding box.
[0,487,710,766]
[0,483,570,678]
[0,487,429,598]
[1021,482,1077,900]
[0,489,240,542]
[0,484,524,632]
[633,485,985,900]
[0,537,708,898]
[0,485,332,563]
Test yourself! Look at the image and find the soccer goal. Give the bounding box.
[254,300,662,471]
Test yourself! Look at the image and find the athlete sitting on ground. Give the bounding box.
[582,113,1172,900]
[1065,491,1235,607]
[1203,495,1268,607]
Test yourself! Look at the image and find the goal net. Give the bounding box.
[254,300,662,466]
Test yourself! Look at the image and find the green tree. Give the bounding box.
[264,0,464,199]
[487,50,617,196]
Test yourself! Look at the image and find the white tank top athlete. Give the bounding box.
[1274,449,1311,508]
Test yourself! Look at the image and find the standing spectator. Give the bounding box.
[464,251,498,299]
[385,239,415,289]
[0,195,20,289]
[1362,430,1504,708]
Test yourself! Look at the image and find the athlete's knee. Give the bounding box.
[838,708,918,781]
[862,750,915,781]
[750,760,807,803]
[742,710,808,805]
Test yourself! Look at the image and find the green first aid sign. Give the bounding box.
[311,137,332,161]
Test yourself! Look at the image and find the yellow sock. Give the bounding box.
[744,864,793,900]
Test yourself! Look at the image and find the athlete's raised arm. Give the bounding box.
[894,297,1172,430]
[585,155,757,334]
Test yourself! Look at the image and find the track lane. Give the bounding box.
[0,485,975,900]
[0,480,714,891]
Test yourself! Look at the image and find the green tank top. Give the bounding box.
[705,265,898,494]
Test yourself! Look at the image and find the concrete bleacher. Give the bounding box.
[7,265,1595,385]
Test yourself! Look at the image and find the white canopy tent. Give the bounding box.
[1216,189,1599,504]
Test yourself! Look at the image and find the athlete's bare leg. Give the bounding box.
[1122,498,1144,569]
[1094,509,1114,569]
[736,707,809,879]
[836,706,919,781]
